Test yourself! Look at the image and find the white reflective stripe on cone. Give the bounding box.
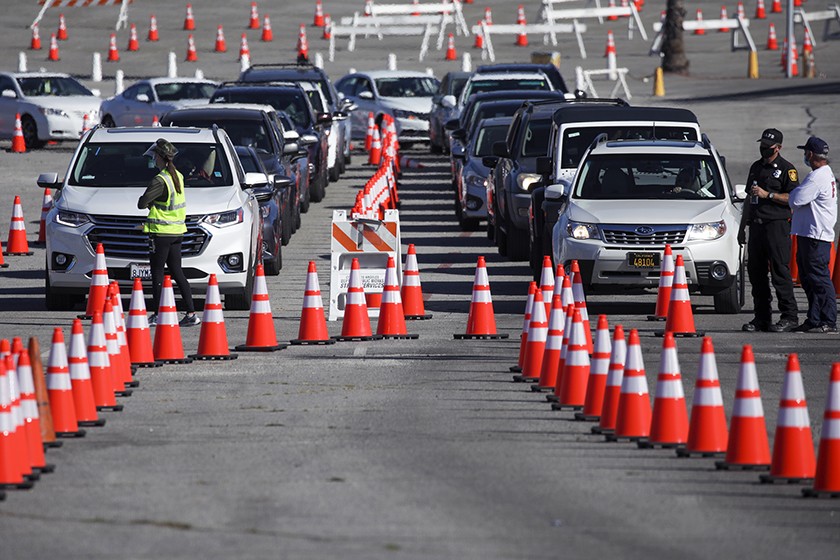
[250,299,273,314]
[655,377,685,398]
[671,287,690,301]
[126,314,150,329]
[158,310,179,325]
[203,308,225,323]
[777,406,811,428]
[471,290,492,304]
[47,373,72,391]
[621,375,649,394]
[20,399,38,418]
[823,418,840,439]
[565,349,589,366]
[693,386,724,406]
[303,294,324,308]
[733,396,765,418]
[528,326,548,342]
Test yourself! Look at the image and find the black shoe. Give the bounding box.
[147,313,157,326]
[179,313,201,327]
[741,320,769,332]
[805,324,838,334]
[769,319,799,333]
[792,322,818,333]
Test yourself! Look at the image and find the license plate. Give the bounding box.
[627,252,660,269]
[130,263,152,280]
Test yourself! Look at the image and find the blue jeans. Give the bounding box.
[795,235,837,328]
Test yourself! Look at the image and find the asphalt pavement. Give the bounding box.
[1,1,839,558]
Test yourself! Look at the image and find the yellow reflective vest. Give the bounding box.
[144,169,186,235]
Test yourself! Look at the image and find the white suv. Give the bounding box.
[38,126,263,310]
[551,135,743,313]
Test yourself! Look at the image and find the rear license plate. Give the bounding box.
[130,263,152,280]
[627,252,660,269]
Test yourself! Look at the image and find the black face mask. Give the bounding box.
[760,146,776,159]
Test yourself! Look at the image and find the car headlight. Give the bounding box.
[517,173,543,192]
[465,175,486,189]
[54,210,90,227]
[687,221,726,241]
[566,221,599,240]
[202,207,244,228]
[39,107,70,118]
[393,109,411,119]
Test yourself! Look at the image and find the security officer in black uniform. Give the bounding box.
[738,128,800,332]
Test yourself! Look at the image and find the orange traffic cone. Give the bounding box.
[570,261,593,352]
[484,7,493,25]
[27,337,61,448]
[47,33,60,61]
[152,276,193,363]
[5,196,33,255]
[35,188,52,245]
[81,243,110,320]
[533,295,566,392]
[639,332,689,448]
[364,112,375,151]
[57,13,68,41]
[604,29,617,57]
[790,37,800,76]
[803,363,840,497]
[314,0,325,27]
[10,113,27,153]
[607,0,619,20]
[607,329,651,442]
[214,24,228,52]
[760,354,816,483]
[444,33,457,61]
[402,244,431,320]
[127,23,139,51]
[46,328,85,438]
[648,244,674,320]
[719,6,730,32]
[323,14,332,39]
[0,359,33,489]
[30,23,42,50]
[677,337,728,457]
[377,257,418,339]
[148,14,160,41]
[516,26,528,48]
[659,255,702,337]
[68,319,105,427]
[538,255,554,316]
[511,281,536,378]
[771,0,782,13]
[191,274,237,360]
[291,261,335,345]
[81,113,91,136]
[297,24,309,60]
[474,21,484,49]
[755,0,767,19]
[736,1,746,19]
[368,126,382,165]
[520,289,548,381]
[111,282,135,386]
[803,28,813,54]
[239,33,251,60]
[261,15,273,42]
[185,34,198,62]
[184,3,196,31]
[107,33,120,62]
[547,303,576,404]
[248,2,260,29]
[125,278,159,367]
[576,315,611,420]
[236,265,286,351]
[335,258,381,341]
[412,0,421,16]
[87,312,123,411]
[767,22,778,51]
[694,9,706,35]
[553,309,590,411]
[103,297,132,395]
[3,352,35,483]
[0,244,6,267]
[15,350,53,474]
[716,345,771,470]
[454,256,508,340]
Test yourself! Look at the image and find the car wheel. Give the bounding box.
[294,200,302,229]
[506,218,530,261]
[713,278,741,314]
[495,212,508,256]
[281,206,292,246]
[529,235,543,279]
[310,169,326,203]
[329,165,340,182]
[264,243,282,276]
[21,116,45,150]
[101,115,116,128]
[300,183,311,213]
[338,152,347,174]
[44,266,82,311]
[430,139,443,154]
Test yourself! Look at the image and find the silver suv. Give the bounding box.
[551,135,743,313]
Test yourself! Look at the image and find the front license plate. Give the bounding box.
[130,263,152,280]
[627,252,660,269]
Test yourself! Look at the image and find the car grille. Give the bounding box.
[85,215,208,259]
[601,224,687,245]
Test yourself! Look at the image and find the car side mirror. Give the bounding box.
[243,172,269,188]
[444,118,460,131]
[37,172,61,189]
[358,91,374,100]
[332,111,348,121]
[252,187,273,202]
[273,175,293,190]
[482,156,499,169]
[451,129,466,141]
[734,183,748,202]
[341,99,357,111]
[299,134,319,145]
[282,141,299,155]
[2,89,18,99]
[136,93,150,103]
[441,95,457,109]
[536,156,553,176]
[450,143,465,159]
[316,113,332,125]
[492,142,509,158]
[545,181,570,200]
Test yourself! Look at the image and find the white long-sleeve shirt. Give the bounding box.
[789,164,837,242]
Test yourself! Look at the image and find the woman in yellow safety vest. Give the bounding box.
[138,138,200,327]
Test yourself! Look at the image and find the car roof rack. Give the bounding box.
[246,61,316,69]
[216,80,299,88]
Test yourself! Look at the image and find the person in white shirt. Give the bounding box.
[788,136,837,333]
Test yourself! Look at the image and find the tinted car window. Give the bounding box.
[464,78,549,99]
[561,126,700,169]
[154,82,216,101]
[17,76,92,97]
[166,118,272,152]
[521,119,552,157]
[374,77,438,97]
[474,124,510,157]
[237,150,260,173]
[211,90,312,128]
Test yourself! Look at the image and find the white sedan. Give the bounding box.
[99,77,217,128]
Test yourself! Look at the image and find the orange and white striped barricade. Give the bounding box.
[329,209,401,321]
[31,0,130,31]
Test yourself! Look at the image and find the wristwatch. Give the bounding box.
[768,192,775,200]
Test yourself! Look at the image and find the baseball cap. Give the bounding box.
[757,128,783,145]
[796,136,829,156]
[143,138,178,160]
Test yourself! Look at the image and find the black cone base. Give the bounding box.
[405,314,432,320]
[333,335,383,342]
[235,344,287,352]
[379,333,419,339]
[134,361,164,368]
[97,404,124,412]
[290,338,336,345]
[714,461,771,471]
[56,429,86,438]
[759,474,814,484]
[454,333,509,340]
[189,353,239,360]
[78,418,106,427]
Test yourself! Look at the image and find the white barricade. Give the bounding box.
[329,209,402,321]
[339,11,455,53]
[794,5,840,46]
[367,1,469,36]
[471,21,588,60]
[649,16,755,55]
[32,0,129,30]
[542,4,647,42]
[576,66,632,100]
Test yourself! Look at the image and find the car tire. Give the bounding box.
[329,165,340,182]
[495,213,508,256]
[430,139,443,154]
[21,116,45,150]
[506,218,530,261]
[264,244,282,276]
[713,279,741,314]
[310,169,326,203]
[338,152,347,174]
[45,267,83,311]
[101,115,116,128]
[529,236,543,279]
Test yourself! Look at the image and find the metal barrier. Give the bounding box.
[794,4,840,46]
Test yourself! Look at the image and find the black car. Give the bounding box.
[210,82,331,203]
[475,63,569,94]
[429,70,471,154]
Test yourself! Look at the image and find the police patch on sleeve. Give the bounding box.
[788,169,798,182]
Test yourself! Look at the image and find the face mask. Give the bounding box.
[760,146,776,159]
[804,156,811,168]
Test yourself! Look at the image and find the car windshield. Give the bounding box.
[167,118,273,153]
[154,82,216,101]
[69,142,232,188]
[521,119,552,157]
[463,78,550,99]
[450,76,469,97]
[236,150,261,173]
[374,77,437,97]
[304,90,325,113]
[574,154,724,200]
[474,124,510,157]
[560,126,700,169]
[211,90,312,128]
[17,76,92,97]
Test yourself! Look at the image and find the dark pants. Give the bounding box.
[150,234,194,314]
[795,235,837,328]
[747,219,798,324]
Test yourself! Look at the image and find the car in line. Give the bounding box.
[0,71,101,149]
[428,70,470,154]
[335,70,439,146]
[38,126,274,311]
[474,63,569,93]
[99,78,217,127]
[455,71,554,108]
